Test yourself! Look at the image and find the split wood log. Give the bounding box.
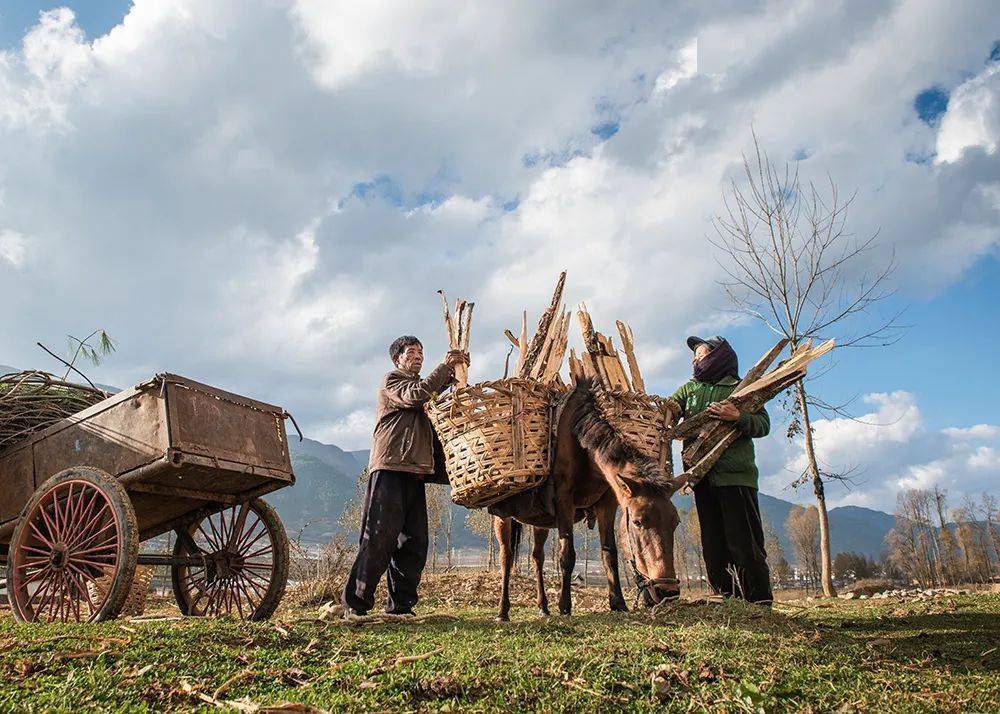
[616,321,645,394]
[520,272,566,378]
[515,311,528,376]
[435,290,474,387]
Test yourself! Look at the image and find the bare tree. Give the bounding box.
[681,507,705,589]
[762,514,790,590]
[465,509,495,568]
[888,489,938,586]
[712,133,904,596]
[338,468,370,534]
[426,484,451,572]
[982,493,1000,570]
[932,487,961,585]
[785,505,820,592]
[954,495,994,581]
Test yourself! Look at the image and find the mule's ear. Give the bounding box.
[614,473,635,499]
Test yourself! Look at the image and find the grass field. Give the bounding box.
[1,574,998,712]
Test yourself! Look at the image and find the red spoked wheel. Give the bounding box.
[171,498,288,621]
[6,467,138,623]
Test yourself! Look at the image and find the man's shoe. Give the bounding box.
[386,609,415,617]
[343,607,367,618]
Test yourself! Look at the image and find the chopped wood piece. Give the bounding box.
[616,320,645,394]
[437,290,456,349]
[503,329,519,348]
[734,338,788,391]
[520,272,566,378]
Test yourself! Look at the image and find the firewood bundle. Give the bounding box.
[569,305,675,469]
[428,273,572,508]
[673,338,835,487]
[0,370,109,450]
[503,271,571,384]
[436,291,475,387]
[568,304,646,393]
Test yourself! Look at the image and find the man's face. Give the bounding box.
[397,343,424,374]
[693,344,712,365]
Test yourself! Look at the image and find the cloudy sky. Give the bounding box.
[1,1,997,514]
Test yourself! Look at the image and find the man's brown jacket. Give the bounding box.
[368,362,454,483]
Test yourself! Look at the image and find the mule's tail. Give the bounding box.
[511,520,523,565]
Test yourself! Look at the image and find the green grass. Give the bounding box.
[1,592,998,712]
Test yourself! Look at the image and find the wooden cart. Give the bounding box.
[0,373,296,623]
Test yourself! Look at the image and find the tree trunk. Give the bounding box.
[446,506,454,570]
[796,381,837,597]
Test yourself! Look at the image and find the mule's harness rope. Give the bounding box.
[623,506,680,607]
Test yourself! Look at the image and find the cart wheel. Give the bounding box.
[171,498,288,621]
[6,467,139,623]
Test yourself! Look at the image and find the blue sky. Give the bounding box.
[0,1,130,47]
[0,1,997,512]
[718,255,1000,431]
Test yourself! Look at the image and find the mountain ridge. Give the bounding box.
[0,360,898,558]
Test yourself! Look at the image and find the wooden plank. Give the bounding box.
[616,320,645,394]
[437,290,456,349]
[521,272,566,377]
[734,338,788,392]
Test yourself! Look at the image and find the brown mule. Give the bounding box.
[491,380,682,620]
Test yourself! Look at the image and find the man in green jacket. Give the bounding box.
[671,335,773,604]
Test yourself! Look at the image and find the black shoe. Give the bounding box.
[387,609,415,616]
[344,607,367,618]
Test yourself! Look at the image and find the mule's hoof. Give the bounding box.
[538,608,550,618]
[559,608,572,616]
[496,614,510,622]
[610,600,628,612]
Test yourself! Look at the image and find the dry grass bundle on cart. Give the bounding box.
[570,306,677,475]
[0,370,109,450]
[426,274,570,508]
[672,338,834,488]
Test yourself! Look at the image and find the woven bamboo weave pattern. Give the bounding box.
[89,565,154,617]
[426,378,555,508]
[594,389,677,474]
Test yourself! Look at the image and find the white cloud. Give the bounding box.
[937,63,1000,163]
[943,424,1000,440]
[0,230,28,268]
[761,390,1000,512]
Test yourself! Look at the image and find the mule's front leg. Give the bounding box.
[531,527,550,616]
[596,493,628,612]
[556,512,576,616]
[494,516,514,622]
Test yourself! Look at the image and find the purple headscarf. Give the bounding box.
[693,338,740,384]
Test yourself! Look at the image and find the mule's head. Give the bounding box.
[611,460,682,605]
[568,379,683,606]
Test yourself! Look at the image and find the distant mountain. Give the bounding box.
[349,449,371,469]
[0,359,899,558]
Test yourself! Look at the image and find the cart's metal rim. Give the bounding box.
[10,478,124,623]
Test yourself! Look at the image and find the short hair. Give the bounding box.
[390,335,422,363]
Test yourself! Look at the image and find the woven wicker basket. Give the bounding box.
[426,378,556,508]
[593,388,677,474]
[89,564,154,617]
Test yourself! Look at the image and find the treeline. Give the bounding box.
[676,489,1000,592]
[887,487,999,587]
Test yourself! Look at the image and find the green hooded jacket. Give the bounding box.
[670,375,770,489]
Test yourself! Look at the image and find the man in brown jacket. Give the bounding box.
[342,335,468,616]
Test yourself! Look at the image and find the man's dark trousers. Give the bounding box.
[693,481,773,603]
[342,470,428,614]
